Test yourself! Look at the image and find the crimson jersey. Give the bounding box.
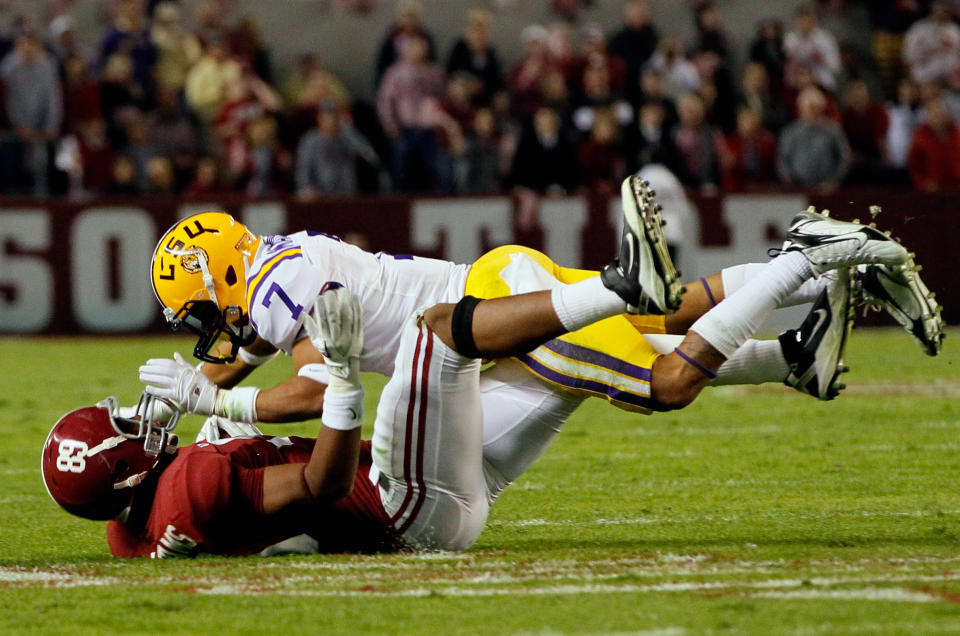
[107,438,401,558]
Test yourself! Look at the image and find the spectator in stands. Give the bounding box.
[0,30,62,195]
[122,113,159,192]
[886,78,921,170]
[638,67,678,130]
[841,80,890,183]
[150,2,202,94]
[228,16,274,84]
[184,36,243,125]
[739,61,788,134]
[670,92,731,194]
[545,22,580,87]
[458,106,502,194]
[646,38,700,101]
[866,0,926,98]
[182,156,225,197]
[152,86,200,188]
[74,117,115,195]
[378,32,447,192]
[444,72,481,134]
[904,1,960,85]
[374,0,436,89]
[286,64,352,143]
[98,0,156,101]
[539,69,571,121]
[692,2,730,60]
[784,6,841,92]
[631,100,674,172]
[105,154,139,195]
[576,23,627,94]
[47,15,91,68]
[99,53,146,147]
[145,155,175,194]
[749,18,787,93]
[691,49,737,134]
[296,101,379,197]
[607,0,659,101]
[216,69,283,181]
[907,97,960,191]
[509,105,577,194]
[240,115,290,197]
[778,87,850,191]
[192,0,231,46]
[62,54,102,136]
[726,107,777,189]
[509,24,553,118]
[577,107,624,194]
[571,63,633,141]
[446,8,503,105]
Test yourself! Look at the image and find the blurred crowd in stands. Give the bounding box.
[2,0,960,199]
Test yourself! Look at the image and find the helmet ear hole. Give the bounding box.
[225,265,237,286]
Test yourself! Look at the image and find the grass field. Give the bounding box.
[1,328,959,635]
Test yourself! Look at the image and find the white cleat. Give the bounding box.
[779,268,855,400]
[856,261,944,356]
[601,176,684,314]
[781,207,909,276]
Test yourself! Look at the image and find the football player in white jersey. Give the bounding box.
[141,177,941,498]
[46,211,916,556]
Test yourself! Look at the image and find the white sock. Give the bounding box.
[722,262,828,308]
[551,277,626,331]
[692,252,812,358]
[712,339,788,385]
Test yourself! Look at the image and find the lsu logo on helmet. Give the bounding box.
[151,212,259,363]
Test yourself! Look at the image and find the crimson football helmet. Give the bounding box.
[41,394,181,521]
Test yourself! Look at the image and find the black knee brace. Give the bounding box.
[451,295,483,359]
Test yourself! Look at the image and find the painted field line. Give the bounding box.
[191,572,960,599]
[755,588,937,602]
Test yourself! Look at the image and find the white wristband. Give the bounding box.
[238,348,279,367]
[213,386,260,423]
[321,387,363,431]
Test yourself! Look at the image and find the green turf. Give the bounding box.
[1,329,958,635]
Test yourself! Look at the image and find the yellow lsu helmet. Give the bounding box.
[151,212,260,363]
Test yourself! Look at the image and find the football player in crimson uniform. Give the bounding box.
[142,178,940,501]
[47,190,920,556]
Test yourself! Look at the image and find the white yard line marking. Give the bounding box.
[755,588,939,602]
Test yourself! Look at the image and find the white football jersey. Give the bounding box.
[245,231,469,375]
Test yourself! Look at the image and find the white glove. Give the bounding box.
[303,285,363,393]
[139,352,218,415]
[196,415,264,443]
[117,399,175,424]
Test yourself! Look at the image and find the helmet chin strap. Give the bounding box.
[196,250,220,307]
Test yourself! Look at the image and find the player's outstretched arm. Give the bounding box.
[197,336,278,389]
[260,285,363,514]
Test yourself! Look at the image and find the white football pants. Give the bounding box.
[371,311,489,551]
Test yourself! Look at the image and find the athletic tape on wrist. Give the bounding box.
[213,386,260,423]
[321,387,364,431]
[673,348,718,380]
[238,348,279,367]
[451,295,483,359]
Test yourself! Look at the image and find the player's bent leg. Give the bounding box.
[664,273,724,335]
[649,331,727,411]
[371,311,489,551]
[479,359,584,502]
